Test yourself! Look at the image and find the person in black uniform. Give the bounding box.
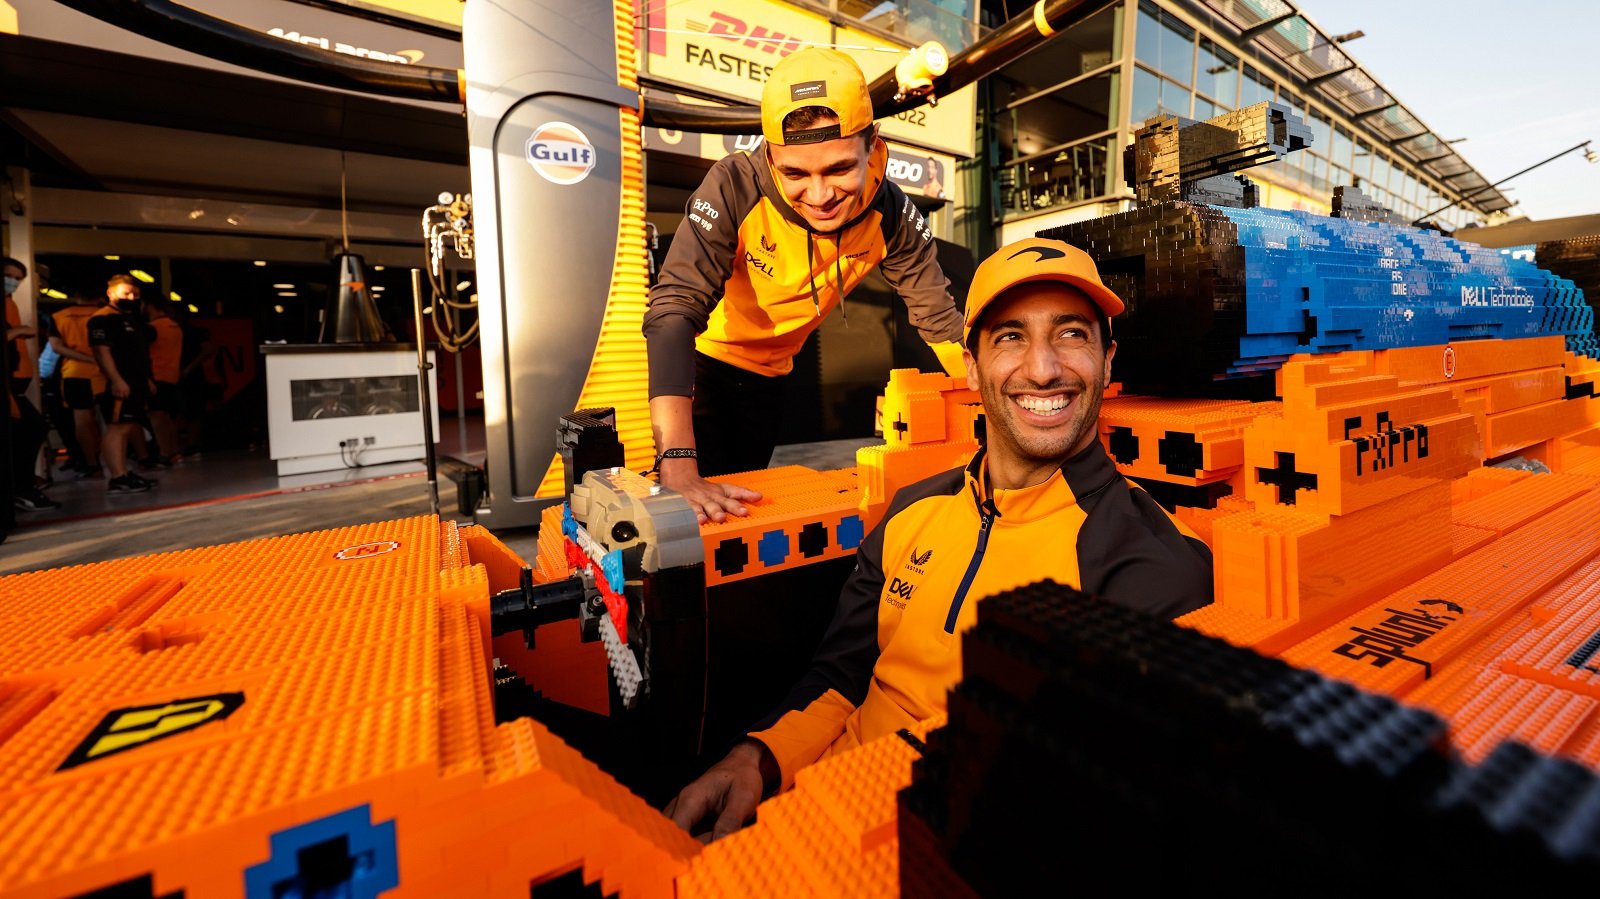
[5,256,59,511]
[88,274,154,494]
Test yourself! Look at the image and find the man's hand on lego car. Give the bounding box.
[659,458,762,524]
[664,741,767,843]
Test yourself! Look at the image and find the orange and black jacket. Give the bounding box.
[53,302,103,383]
[748,439,1214,789]
[643,140,963,397]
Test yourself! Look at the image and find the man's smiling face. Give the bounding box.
[964,281,1115,471]
[767,118,872,232]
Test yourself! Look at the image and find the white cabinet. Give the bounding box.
[263,344,439,476]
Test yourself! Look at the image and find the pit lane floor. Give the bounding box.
[0,437,874,576]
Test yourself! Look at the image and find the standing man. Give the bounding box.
[37,307,88,473]
[144,300,183,467]
[643,48,967,524]
[88,274,154,494]
[4,256,59,511]
[665,238,1215,841]
[51,286,106,478]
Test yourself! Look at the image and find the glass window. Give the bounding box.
[290,377,419,421]
[1002,72,1119,162]
[1001,135,1116,219]
[993,2,1122,103]
[1240,65,1274,107]
[841,0,980,52]
[1194,95,1220,121]
[1135,6,1161,71]
[1131,66,1186,125]
[1307,110,1332,157]
[1306,153,1328,195]
[1396,171,1417,206]
[1132,66,1159,124]
[1331,127,1353,169]
[1196,38,1237,108]
[1262,157,1300,190]
[1164,73,1188,118]
[1135,2,1194,85]
[1329,164,1349,189]
[1371,152,1393,192]
[1351,139,1373,184]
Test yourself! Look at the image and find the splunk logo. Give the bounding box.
[526,123,596,185]
[1330,599,1463,677]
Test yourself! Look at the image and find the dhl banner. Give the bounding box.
[643,123,956,201]
[637,0,975,158]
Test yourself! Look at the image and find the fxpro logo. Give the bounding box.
[526,123,597,186]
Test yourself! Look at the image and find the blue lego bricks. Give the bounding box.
[244,804,398,899]
[1219,207,1596,376]
[757,529,789,567]
[601,549,624,594]
[1043,201,1595,397]
[836,515,865,551]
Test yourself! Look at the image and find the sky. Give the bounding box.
[1306,0,1600,223]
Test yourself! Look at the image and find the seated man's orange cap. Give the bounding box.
[963,238,1125,345]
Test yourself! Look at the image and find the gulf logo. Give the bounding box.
[525,122,597,185]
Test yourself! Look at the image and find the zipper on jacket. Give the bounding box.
[944,500,996,634]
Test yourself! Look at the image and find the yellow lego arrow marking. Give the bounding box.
[90,699,228,757]
[60,693,245,770]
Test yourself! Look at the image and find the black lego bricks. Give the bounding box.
[900,579,1600,895]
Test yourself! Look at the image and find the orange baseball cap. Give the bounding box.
[963,238,1125,344]
[761,48,875,146]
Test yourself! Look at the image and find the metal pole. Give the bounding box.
[1412,140,1593,227]
[411,268,440,516]
[454,344,467,455]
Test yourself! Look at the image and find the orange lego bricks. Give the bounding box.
[0,516,700,898]
[698,465,862,588]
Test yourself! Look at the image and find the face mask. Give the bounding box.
[2,277,17,296]
[113,298,143,313]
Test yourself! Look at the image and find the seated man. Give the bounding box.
[666,238,1214,841]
